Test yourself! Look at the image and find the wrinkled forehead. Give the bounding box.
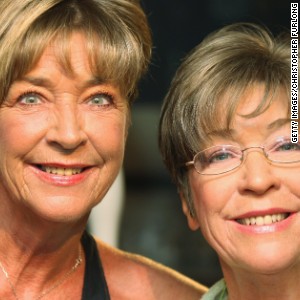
[19,33,120,97]
[38,33,101,82]
[33,33,84,69]
[23,31,112,82]
[10,29,128,100]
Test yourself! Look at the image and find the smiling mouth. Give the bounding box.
[37,165,86,176]
[236,213,290,226]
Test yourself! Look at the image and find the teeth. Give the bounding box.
[238,213,289,226]
[41,166,83,176]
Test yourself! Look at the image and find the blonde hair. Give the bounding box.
[0,0,152,104]
[159,23,291,211]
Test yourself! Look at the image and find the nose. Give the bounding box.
[46,102,87,150]
[238,149,280,195]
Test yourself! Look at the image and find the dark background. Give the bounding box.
[120,0,290,286]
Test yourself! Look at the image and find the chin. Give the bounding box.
[241,262,297,277]
[237,250,299,275]
[25,194,96,224]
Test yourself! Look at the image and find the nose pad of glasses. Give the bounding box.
[241,147,271,169]
[242,146,267,157]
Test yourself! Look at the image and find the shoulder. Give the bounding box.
[94,238,208,300]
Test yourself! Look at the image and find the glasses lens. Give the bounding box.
[194,145,241,174]
[267,137,300,163]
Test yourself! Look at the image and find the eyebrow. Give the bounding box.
[21,75,106,90]
[208,129,234,139]
[266,118,291,130]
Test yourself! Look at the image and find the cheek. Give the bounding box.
[190,178,224,213]
[283,169,300,198]
[86,113,127,157]
[0,113,47,155]
[0,114,45,194]
[109,116,127,148]
[189,173,237,227]
[0,115,28,149]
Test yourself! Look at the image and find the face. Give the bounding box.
[182,84,300,275]
[0,33,128,222]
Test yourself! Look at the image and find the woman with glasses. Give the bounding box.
[159,22,299,299]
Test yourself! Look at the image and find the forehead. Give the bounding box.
[202,84,289,143]
[37,33,91,77]
[214,83,289,126]
[24,32,122,95]
[208,85,290,141]
[235,84,289,116]
[15,32,124,100]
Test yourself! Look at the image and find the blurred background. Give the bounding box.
[89,0,290,287]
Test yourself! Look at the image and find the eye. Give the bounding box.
[276,141,300,151]
[18,92,42,105]
[88,93,113,107]
[208,151,234,163]
[200,146,241,166]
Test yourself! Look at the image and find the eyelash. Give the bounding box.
[87,91,115,106]
[16,90,44,106]
[15,89,115,108]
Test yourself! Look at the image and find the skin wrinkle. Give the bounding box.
[0,2,209,299]
[158,22,295,299]
[0,33,127,229]
[185,85,300,275]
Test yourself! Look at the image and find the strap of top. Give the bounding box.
[81,231,110,300]
[201,279,227,300]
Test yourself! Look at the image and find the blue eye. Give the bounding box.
[18,92,41,105]
[276,142,300,151]
[88,93,113,106]
[209,151,233,163]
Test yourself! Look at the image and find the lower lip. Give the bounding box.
[232,213,296,234]
[30,166,92,186]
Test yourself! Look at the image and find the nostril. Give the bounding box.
[45,106,86,149]
[46,127,87,150]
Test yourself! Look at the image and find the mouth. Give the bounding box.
[236,213,290,226]
[36,165,88,176]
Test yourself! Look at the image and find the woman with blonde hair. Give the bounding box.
[159,23,299,299]
[0,0,207,299]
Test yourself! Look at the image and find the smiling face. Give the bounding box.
[0,33,128,222]
[182,84,300,275]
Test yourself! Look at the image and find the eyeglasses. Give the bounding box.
[185,136,300,175]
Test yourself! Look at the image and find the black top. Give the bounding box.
[81,231,110,300]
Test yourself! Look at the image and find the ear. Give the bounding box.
[179,191,200,231]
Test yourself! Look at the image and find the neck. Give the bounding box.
[221,262,300,300]
[0,191,89,250]
[0,199,87,299]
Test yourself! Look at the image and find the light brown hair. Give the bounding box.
[0,0,152,104]
[159,23,291,211]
